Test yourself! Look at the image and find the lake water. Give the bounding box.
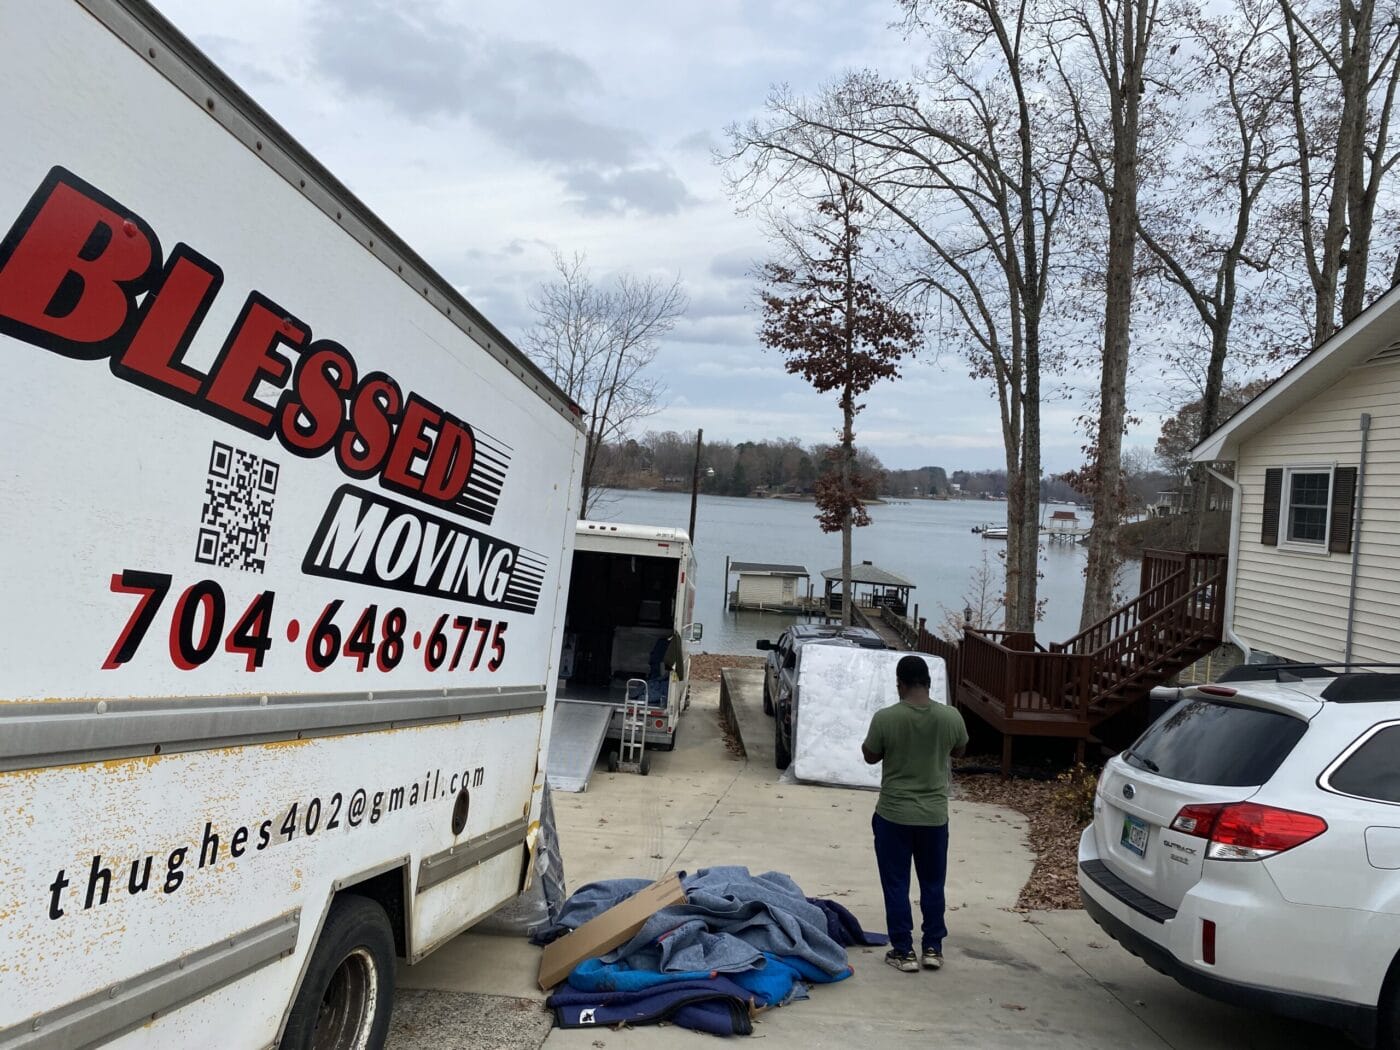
[591,490,1099,653]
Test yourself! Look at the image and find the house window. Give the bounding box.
[1285,469,1332,545]
[1261,464,1358,553]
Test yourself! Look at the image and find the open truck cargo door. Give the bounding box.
[0,3,584,1048]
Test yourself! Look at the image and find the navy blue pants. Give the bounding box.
[871,812,949,955]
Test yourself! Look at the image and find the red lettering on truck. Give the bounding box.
[0,166,493,521]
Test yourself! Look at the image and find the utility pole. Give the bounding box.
[688,428,703,540]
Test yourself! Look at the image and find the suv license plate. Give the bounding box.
[1121,815,1149,858]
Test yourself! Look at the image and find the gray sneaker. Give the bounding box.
[885,949,918,973]
[922,948,944,971]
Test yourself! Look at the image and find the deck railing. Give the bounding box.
[929,550,1226,728]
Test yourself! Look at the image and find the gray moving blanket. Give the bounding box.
[535,866,851,978]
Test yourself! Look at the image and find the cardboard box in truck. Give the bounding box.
[0,3,584,1048]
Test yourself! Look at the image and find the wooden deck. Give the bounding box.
[910,550,1227,771]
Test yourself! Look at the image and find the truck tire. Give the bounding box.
[762,681,774,717]
[282,895,396,1050]
[774,714,791,771]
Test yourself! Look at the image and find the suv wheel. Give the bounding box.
[773,712,791,771]
[1382,955,1400,1050]
[762,679,774,717]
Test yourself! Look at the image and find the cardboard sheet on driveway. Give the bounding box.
[792,648,947,788]
[537,873,687,990]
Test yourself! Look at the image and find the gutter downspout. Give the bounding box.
[1343,412,1372,662]
[1206,465,1251,663]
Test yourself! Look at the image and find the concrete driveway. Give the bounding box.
[390,674,1350,1050]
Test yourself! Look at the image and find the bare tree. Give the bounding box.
[1050,0,1167,630]
[1278,0,1400,344]
[1136,0,1293,543]
[727,0,1080,633]
[938,550,1005,640]
[758,179,919,626]
[525,253,686,517]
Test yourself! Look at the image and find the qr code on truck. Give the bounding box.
[195,441,279,573]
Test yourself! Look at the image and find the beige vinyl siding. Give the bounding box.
[1233,359,1400,662]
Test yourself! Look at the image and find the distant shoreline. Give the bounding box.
[606,486,1020,505]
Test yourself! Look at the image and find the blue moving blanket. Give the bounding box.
[548,978,755,1036]
[807,897,889,947]
[537,867,853,978]
[569,952,849,1008]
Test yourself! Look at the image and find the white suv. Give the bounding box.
[1079,666,1400,1048]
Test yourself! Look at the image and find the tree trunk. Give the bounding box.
[1341,0,1377,326]
[841,393,854,627]
[1004,463,1024,630]
[1080,186,1136,630]
[1081,140,1137,630]
[1013,328,1043,634]
[1185,324,1229,546]
[1080,0,1147,631]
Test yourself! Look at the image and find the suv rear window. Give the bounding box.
[1327,724,1400,803]
[1123,699,1307,787]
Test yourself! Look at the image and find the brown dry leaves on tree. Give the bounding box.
[758,184,918,540]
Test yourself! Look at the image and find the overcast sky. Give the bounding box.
[151,0,1163,473]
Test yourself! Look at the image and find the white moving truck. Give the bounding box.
[556,523,700,758]
[0,3,584,1048]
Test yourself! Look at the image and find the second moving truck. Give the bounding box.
[0,2,583,1048]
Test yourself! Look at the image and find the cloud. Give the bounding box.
[708,248,756,281]
[686,359,785,380]
[675,128,718,154]
[562,165,696,216]
[308,0,693,215]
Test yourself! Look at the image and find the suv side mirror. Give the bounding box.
[684,622,704,643]
[756,639,774,651]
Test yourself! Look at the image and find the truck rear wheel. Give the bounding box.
[283,894,395,1050]
[774,714,791,770]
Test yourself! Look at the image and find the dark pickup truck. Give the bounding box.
[756,625,891,769]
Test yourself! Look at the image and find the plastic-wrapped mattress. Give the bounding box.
[791,647,947,788]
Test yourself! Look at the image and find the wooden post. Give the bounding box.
[688,428,703,541]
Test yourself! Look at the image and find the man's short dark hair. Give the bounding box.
[896,654,931,689]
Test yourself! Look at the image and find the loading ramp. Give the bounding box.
[546,699,614,792]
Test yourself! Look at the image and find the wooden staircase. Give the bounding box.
[916,550,1227,773]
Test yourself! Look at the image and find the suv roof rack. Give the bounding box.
[1217,662,1338,684]
[1217,661,1400,699]
[1320,674,1400,703]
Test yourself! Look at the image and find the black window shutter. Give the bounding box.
[1261,468,1283,546]
[1329,467,1358,554]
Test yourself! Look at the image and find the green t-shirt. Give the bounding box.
[863,701,969,826]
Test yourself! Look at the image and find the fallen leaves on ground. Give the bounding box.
[954,764,1087,912]
[690,652,764,682]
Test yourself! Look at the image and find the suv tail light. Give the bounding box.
[1169,802,1327,860]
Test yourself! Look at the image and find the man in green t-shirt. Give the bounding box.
[861,654,969,973]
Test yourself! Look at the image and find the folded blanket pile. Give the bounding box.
[540,866,886,1036]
